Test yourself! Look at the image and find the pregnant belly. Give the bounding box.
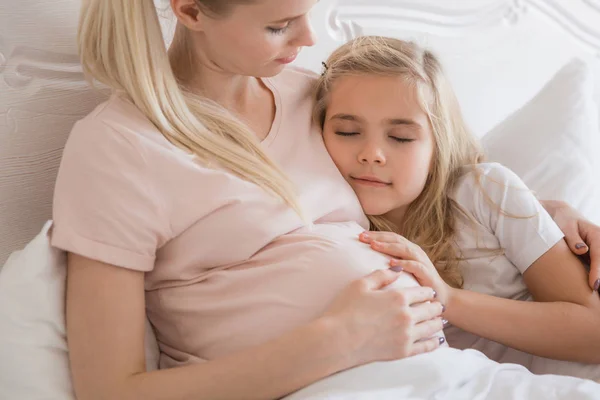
[149,222,420,363]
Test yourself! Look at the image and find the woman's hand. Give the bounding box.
[359,231,454,307]
[323,269,445,366]
[540,200,600,291]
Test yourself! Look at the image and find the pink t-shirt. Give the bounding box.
[52,67,420,368]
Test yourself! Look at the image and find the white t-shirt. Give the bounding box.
[445,162,600,380]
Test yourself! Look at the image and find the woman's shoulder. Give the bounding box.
[279,65,320,82]
[65,93,174,164]
[74,93,166,143]
[268,66,319,99]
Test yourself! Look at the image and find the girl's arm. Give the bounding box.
[445,238,600,363]
[362,229,600,363]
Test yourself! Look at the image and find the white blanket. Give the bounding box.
[285,348,600,400]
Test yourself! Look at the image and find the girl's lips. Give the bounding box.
[351,177,392,187]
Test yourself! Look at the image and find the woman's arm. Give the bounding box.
[362,232,600,363]
[541,199,600,291]
[67,254,443,400]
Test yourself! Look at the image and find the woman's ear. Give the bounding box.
[170,0,205,32]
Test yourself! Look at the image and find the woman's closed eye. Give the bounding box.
[335,131,360,137]
[267,24,291,35]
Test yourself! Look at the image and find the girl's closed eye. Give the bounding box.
[335,131,360,137]
[390,136,415,143]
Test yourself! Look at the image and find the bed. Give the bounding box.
[1,0,600,398]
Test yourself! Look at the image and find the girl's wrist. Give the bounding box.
[444,287,461,321]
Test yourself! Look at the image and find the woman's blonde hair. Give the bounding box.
[314,36,486,288]
[78,0,302,216]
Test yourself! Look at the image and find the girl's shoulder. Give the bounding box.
[455,162,529,198]
[452,162,534,227]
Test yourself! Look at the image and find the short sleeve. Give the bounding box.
[457,163,564,274]
[51,116,171,271]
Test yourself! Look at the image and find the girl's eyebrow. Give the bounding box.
[387,118,419,127]
[329,113,362,122]
[329,113,420,127]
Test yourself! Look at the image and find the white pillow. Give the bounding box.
[482,58,600,225]
[0,221,160,400]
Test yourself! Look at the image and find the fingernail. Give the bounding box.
[391,266,403,273]
[361,232,370,239]
[432,290,437,298]
[442,319,449,325]
[439,337,446,345]
[594,279,600,292]
[576,243,588,250]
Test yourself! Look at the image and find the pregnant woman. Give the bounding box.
[53,1,600,399]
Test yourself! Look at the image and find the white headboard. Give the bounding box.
[295,0,600,135]
[1,0,600,265]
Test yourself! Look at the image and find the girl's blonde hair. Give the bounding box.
[78,0,302,216]
[314,36,486,288]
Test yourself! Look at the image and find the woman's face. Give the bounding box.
[322,74,435,220]
[175,0,318,77]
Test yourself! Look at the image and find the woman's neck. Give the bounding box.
[168,27,261,115]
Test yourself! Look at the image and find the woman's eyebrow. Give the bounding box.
[270,1,319,24]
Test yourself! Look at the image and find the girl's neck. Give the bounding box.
[381,206,408,234]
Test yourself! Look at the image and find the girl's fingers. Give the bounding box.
[390,259,428,278]
[359,231,402,244]
[371,240,413,259]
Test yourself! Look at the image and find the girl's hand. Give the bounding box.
[359,231,454,307]
[322,269,445,366]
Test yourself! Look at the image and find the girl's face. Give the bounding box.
[178,0,318,77]
[323,74,435,222]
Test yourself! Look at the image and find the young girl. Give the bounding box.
[316,36,600,380]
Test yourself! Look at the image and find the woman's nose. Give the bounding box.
[292,16,317,48]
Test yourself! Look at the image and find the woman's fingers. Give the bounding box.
[412,317,444,342]
[409,336,442,357]
[392,286,437,306]
[409,299,444,324]
[360,269,401,291]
